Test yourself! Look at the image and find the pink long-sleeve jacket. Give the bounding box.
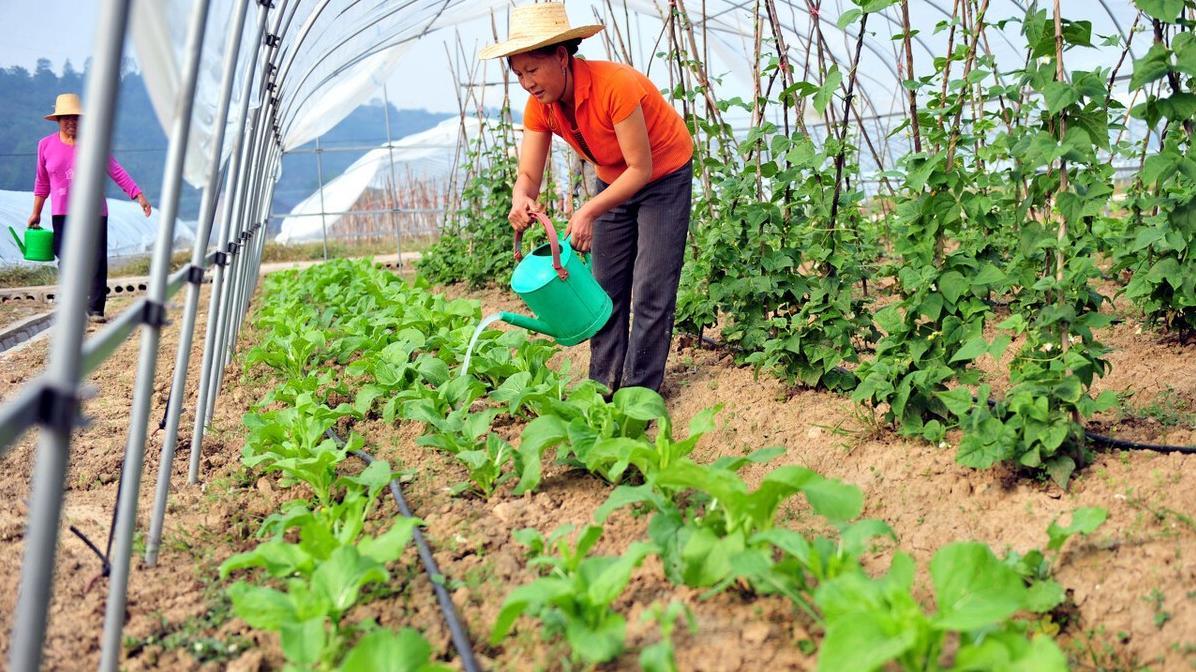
[33,133,141,216]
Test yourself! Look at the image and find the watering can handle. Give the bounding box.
[513,212,569,281]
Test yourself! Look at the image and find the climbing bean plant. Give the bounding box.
[1115,0,1196,338]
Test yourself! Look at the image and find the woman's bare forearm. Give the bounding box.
[28,195,47,226]
[578,165,650,218]
[513,172,541,201]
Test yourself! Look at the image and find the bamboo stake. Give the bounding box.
[1052,0,1069,354]
[828,11,870,234]
[645,0,672,79]
[944,0,990,168]
[443,42,468,228]
[702,0,713,169]
[1107,14,1140,92]
[675,0,734,164]
[764,0,794,221]
[751,0,764,201]
[940,0,962,105]
[852,104,897,196]
[663,1,678,113]
[806,0,838,131]
[797,14,817,136]
[595,8,617,61]
[900,0,923,153]
[768,0,795,141]
[624,0,635,63]
[672,1,712,213]
[934,0,962,151]
[603,0,635,65]
[977,16,1016,137]
[967,0,986,173]
[1152,18,1194,138]
[492,10,514,150]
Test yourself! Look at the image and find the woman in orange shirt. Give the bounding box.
[482,2,694,395]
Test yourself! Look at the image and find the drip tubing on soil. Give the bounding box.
[68,525,110,576]
[1082,430,1196,454]
[687,332,1196,454]
[324,430,481,672]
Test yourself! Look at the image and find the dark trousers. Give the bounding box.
[52,214,109,316]
[589,161,693,393]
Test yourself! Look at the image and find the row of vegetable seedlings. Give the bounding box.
[231,258,1107,671]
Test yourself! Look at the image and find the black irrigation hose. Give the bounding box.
[80,395,172,582]
[689,332,1196,454]
[105,457,126,562]
[158,389,172,431]
[324,430,481,672]
[1082,429,1196,454]
[69,525,110,577]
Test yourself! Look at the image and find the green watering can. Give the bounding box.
[8,226,55,262]
[499,212,612,346]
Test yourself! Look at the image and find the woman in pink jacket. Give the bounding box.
[27,93,152,323]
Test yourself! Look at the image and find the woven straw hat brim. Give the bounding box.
[479,24,603,60]
[45,94,83,120]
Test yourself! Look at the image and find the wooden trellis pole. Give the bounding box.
[944,0,990,168]
[900,0,922,153]
[1052,0,1068,326]
[827,11,870,234]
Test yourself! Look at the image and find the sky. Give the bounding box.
[0,0,757,138]
[0,0,103,74]
[0,0,1141,140]
[0,0,478,115]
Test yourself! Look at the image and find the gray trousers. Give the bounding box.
[589,160,693,393]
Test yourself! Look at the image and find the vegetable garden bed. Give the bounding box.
[1,258,1187,670]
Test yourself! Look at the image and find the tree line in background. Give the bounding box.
[0,58,188,214]
[0,58,453,224]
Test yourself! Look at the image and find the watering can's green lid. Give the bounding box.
[511,239,575,294]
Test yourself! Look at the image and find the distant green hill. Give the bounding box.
[0,59,455,221]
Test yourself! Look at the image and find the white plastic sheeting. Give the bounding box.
[131,1,1147,196]
[0,190,195,266]
[274,116,603,245]
[133,1,1146,156]
[132,0,261,188]
[134,0,511,188]
[275,116,482,243]
[603,0,1143,131]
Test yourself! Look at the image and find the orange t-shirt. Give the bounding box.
[523,59,693,185]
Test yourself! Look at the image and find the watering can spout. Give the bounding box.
[499,311,559,339]
[8,226,26,255]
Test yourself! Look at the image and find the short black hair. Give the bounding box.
[509,38,581,64]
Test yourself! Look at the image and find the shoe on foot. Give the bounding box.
[87,312,107,324]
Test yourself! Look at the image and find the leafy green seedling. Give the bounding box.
[815,544,1068,672]
[1005,506,1108,613]
[451,433,514,497]
[638,601,697,672]
[490,525,655,664]
[340,626,450,672]
[227,544,404,669]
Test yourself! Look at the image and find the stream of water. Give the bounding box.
[460,312,505,378]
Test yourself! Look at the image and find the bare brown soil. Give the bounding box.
[0,275,1191,671]
[0,301,49,330]
[0,288,280,671]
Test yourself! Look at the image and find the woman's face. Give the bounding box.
[57,115,79,138]
[509,50,568,105]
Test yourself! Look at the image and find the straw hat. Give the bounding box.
[45,93,83,120]
[479,3,603,60]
